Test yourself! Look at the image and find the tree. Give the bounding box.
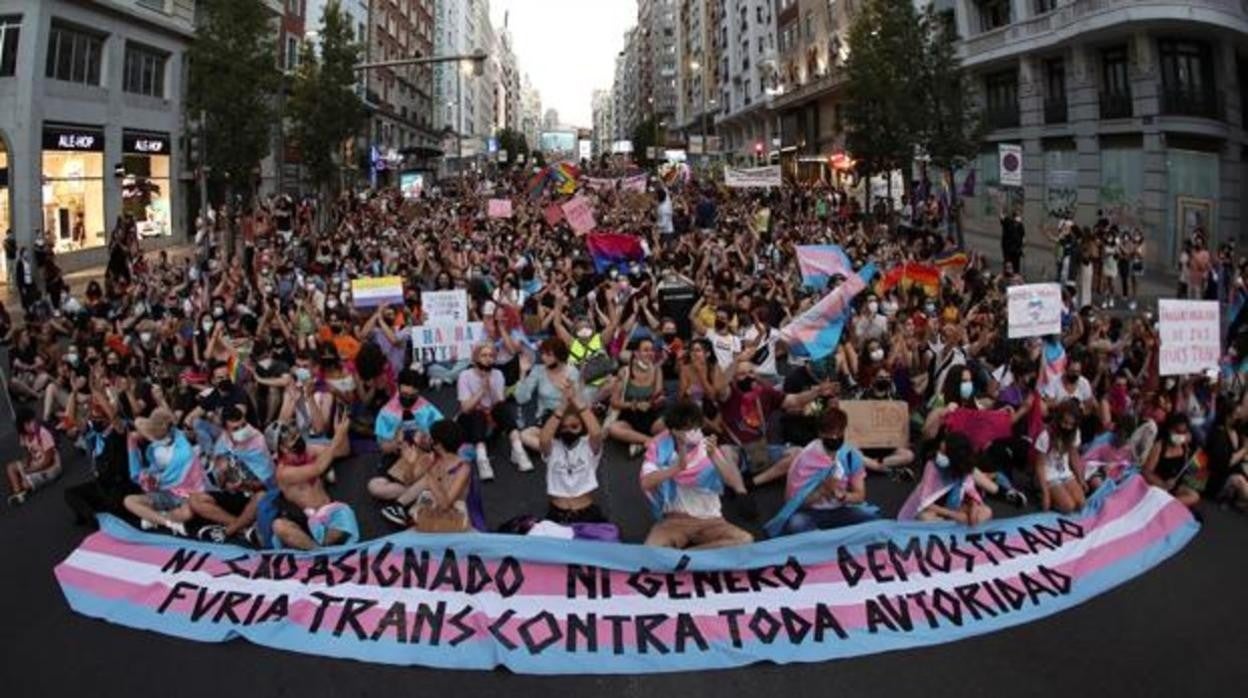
[288,1,365,192]
[843,0,925,206]
[915,7,983,246]
[495,127,529,169]
[631,117,661,168]
[188,0,280,203]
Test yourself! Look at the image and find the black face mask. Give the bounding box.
[287,436,307,455]
[216,379,233,394]
[873,378,891,393]
[1064,371,1079,383]
[737,377,755,393]
[822,436,844,453]
[398,393,418,409]
[558,431,581,447]
[662,331,677,340]
[476,361,492,371]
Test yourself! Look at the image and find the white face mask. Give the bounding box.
[140,332,153,345]
[1170,433,1188,446]
[231,426,251,442]
[867,301,879,314]
[869,348,884,362]
[679,428,704,447]
[202,319,214,332]
[576,327,593,340]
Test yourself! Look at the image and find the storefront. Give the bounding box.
[41,123,106,254]
[122,130,172,239]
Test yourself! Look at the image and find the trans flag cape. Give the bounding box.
[374,395,444,443]
[781,262,878,361]
[897,459,983,521]
[796,245,854,290]
[586,232,647,273]
[56,476,1197,674]
[764,440,870,537]
[211,429,275,487]
[305,502,361,546]
[127,431,207,498]
[642,432,724,520]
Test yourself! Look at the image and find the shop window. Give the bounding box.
[42,144,105,253]
[45,22,104,85]
[0,15,19,77]
[122,149,171,239]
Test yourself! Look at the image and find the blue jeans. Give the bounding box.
[783,506,879,534]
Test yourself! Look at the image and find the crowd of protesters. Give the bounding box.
[2,165,1246,552]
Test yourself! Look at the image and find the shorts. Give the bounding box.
[210,490,253,516]
[862,447,902,460]
[22,462,63,490]
[147,490,186,512]
[620,408,660,434]
[546,502,607,525]
[275,495,311,534]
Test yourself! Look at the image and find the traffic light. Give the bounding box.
[754,142,763,155]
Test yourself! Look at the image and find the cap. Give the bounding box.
[134,407,175,442]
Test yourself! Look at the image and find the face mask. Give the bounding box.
[140,332,153,345]
[216,379,234,394]
[327,299,339,310]
[869,348,884,362]
[231,426,251,442]
[476,361,493,371]
[1064,371,1079,383]
[867,301,879,314]
[576,327,593,340]
[935,452,950,469]
[873,377,891,393]
[822,436,844,453]
[65,353,79,366]
[558,431,581,447]
[924,303,937,315]
[1170,433,1188,446]
[202,319,215,332]
[398,393,418,409]
[212,307,225,319]
[257,358,273,370]
[680,428,704,446]
[737,377,755,393]
[881,301,898,317]
[286,436,307,455]
[293,367,312,383]
[959,381,974,400]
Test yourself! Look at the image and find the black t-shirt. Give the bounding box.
[780,368,819,446]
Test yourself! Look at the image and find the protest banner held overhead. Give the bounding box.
[56,478,1196,673]
[1007,283,1062,339]
[562,195,597,235]
[350,277,404,308]
[724,165,782,188]
[410,322,486,364]
[488,199,514,219]
[1158,299,1220,376]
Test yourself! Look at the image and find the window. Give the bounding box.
[1034,0,1057,13]
[1159,39,1217,117]
[1044,58,1066,123]
[1100,46,1132,118]
[137,0,168,12]
[984,69,1019,128]
[123,42,166,97]
[0,15,19,77]
[805,11,814,39]
[977,0,1010,32]
[286,35,299,71]
[45,23,104,85]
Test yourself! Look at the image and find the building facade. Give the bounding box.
[591,88,615,157]
[362,0,436,184]
[520,73,541,151]
[953,0,1248,268]
[771,0,853,180]
[0,0,196,278]
[639,0,679,137]
[714,0,780,163]
[613,27,642,142]
[676,0,722,155]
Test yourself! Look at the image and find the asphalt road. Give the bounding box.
[2,381,1248,696]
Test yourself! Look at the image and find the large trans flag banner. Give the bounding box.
[56,477,1195,674]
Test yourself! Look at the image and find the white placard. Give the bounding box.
[999,144,1023,187]
[724,165,782,188]
[1007,283,1062,338]
[422,289,469,323]
[1158,299,1220,376]
[410,321,486,364]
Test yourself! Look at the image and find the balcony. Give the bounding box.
[1044,97,1068,124]
[1158,85,1224,120]
[984,104,1020,130]
[1099,91,1132,119]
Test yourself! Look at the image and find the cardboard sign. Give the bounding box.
[543,203,564,226]
[1158,299,1220,376]
[562,195,597,235]
[410,322,486,364]
[422,289,469,323]
[487,199,513,218]
[1007,283,1062,339]
[842,400,910,450]
[350,276,404,308]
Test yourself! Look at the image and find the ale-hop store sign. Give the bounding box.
[123,132,171,155]
[43,125,105,152]
[56,478,1196,673]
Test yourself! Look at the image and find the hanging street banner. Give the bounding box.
[1007,283,1062,339]
[724,165,782,189]
[1158,299,1220,376]
[55,477,1195,674]
[999,144,1023,188]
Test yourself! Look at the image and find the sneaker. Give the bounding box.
[476,452,495,482]
[139,518,157,531]
[511,445,535,472]
[429,378,444,391]
[197,524,228,543]
[380,504,410,526]
[628,444,643,458]
[888,466,917,483]
[7,491,27,507]
[324,467,336,485]
[1005,489,1028,508]
[165,520,189,537]
[241,525,261,547]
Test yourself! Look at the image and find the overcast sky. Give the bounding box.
[490,0,637,129]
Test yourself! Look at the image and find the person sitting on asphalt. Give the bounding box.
[6,408,64,506]
[269,413,359,550]
[368,368,444,526]
[122,407,207,536]
[189,405,275,543]
[898,431,991,525]
[640,400,752,550]
[516,336,583,458]
[764,407,881,536]
[457,342,531,481]
[540,380,608,524]
[400,419,474,533]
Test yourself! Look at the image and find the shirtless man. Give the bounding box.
[270,414,358,550]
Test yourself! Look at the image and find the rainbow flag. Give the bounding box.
[796,245,854,290]
[526,167,551,200]
[781,262,878,360]
[878,262,940,297]
[933,249,969,274]
[586,232,647,273]
[551,162,580,195]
